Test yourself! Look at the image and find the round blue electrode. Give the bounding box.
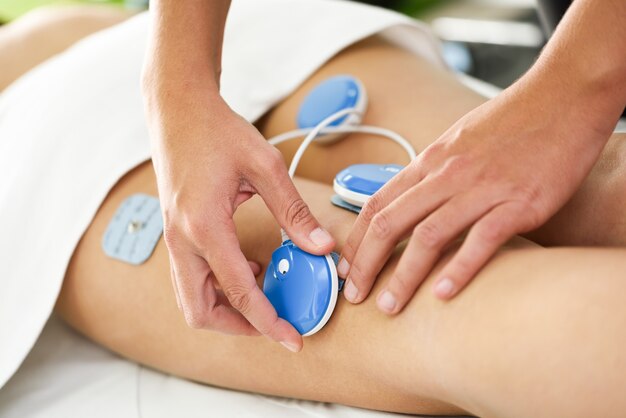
[335,163,403,195]
[297,75,364,129]
[263,241,338,336]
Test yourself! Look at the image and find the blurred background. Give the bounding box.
[0,0,550,90]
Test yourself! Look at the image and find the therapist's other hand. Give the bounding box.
[339,73,616,313]
[144,84,334,352]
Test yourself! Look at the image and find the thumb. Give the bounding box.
[256,162,334,254]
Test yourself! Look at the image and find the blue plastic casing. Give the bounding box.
[297,75,364,129]
[263,241,339,336]
[333,164,404,207]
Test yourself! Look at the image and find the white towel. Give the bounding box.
[0,0,444,387]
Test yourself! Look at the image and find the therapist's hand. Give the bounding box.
[338,68,620,313]
[145,83,334,352]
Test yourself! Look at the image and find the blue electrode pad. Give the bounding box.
[102,194,163,265]
[263,241,343,336]
[333,163,404,208]
[296,75,367,144]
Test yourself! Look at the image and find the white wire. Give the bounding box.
[268,126,417,162]
[268,111,417,178]
[334,125,417,160]
[287,108,359,178]
[267,128,311,147]
[275,107,417,241]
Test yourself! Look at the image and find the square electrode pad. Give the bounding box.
[102,194,163,265]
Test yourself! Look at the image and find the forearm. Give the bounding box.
[526,0,626,132]
[142,0,231,92]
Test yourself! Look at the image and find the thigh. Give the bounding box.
[256,36,486,184]
[56,161,463,415]
[56,161,626,417]
[0,6,131,91]
[258,36,626,248]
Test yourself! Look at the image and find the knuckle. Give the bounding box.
[513,183,542,204]
[224,282,254,314]
[284,198,313,227]
[250,147,283,178]
[510,186,546,231]
[439,155,470,180]
[184,309,209,329]
[163,224,181,249]
[370,211,392,240]
[418,142,443,163]
[185,215,212,247]
[360,195,382,224]
[263,148,286,174]
[341,239,357,261]
[477,218,508,243]
[347,261,368,287]
[452,256,474,278]
[254,316,279,337]
[391,270,413,295]
[412,222,444,250]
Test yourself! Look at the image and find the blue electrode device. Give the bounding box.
[263,242,342,336]
[264,75,415,336]
[334,163,404,208]
[103,75,413,337]
[296,75,367,144]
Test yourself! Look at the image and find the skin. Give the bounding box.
[58,38,626,415]
[144,0,626,344]
[340,0,626,314]
[6,7,626,417]
[142,0,338,352]
[0,5,132,92]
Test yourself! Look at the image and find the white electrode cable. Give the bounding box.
[287,107,359,178]
[268,125,417,160]
[273,107,417,240]
[268,110,417,179]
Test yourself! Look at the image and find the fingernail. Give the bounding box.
[309,227,333,248]
[434,278,455,298]
[377,291,397,314]
[280,341,300,353]
[343,280,358,303]
[337,258,350,277]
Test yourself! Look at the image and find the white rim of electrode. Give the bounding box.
[333,179,370,208]
[302,253,339,336]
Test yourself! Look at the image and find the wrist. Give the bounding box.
[142,55,221,96]
[519,56,624,139]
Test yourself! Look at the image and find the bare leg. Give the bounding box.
[258,37,626,247]
[57,160,626,417]
[53,36,626,417]
[0,5,131,91]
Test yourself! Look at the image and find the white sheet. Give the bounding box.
[0,0,445,393]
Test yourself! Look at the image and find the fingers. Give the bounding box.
[342,177,449,304]
[378,193,495,314]
[432,202,523,299]
[205,218,303,351]
[168,253,182,310]
[256,154,334,255]
[338,166,422,282]
[169,246,258,335]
